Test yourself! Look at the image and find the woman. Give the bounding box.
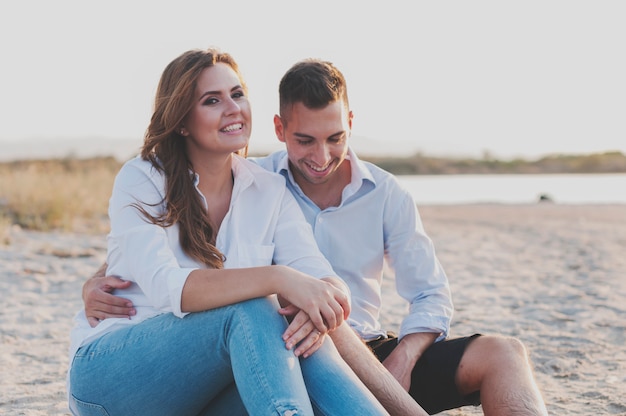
[67,48,387,415]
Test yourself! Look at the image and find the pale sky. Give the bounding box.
[1,1,625,159]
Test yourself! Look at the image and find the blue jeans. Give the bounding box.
[69,296,386,415]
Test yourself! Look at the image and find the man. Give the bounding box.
[84,59,548,415]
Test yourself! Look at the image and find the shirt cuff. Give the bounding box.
[167,267,197,318]
[399,315,450,342]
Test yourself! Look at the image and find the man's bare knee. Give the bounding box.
[457,335,530,390]
[473,335,528,361]
[489,336,530,364]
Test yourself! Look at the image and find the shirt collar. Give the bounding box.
[231,154,256,189]
[345,147,376,195]
[276,147,376,203]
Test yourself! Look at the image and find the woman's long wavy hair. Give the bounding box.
[138,48,248,269]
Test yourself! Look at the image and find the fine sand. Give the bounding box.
[1,204,625,415]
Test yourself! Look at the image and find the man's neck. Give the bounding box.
[293,160,352,210]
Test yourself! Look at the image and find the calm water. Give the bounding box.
[397,173,626,205]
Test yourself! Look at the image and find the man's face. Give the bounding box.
[274,100,352,187]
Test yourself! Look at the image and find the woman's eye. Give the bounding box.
[203,97,218,105]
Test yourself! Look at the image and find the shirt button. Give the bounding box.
[318,217,323,223]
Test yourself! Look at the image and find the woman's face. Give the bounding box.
[182,63,251,157]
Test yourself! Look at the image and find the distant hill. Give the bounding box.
[359,151,626,175]
[2,144,625,175]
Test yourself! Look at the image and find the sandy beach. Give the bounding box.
[1,203,625,415]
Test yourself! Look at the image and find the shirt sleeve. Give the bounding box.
[383,183,453,341]
[107,161,197,318]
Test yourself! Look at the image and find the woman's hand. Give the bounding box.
[274,266,350,334]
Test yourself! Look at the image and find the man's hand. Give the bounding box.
[383,332,438,391]
[83,275,135,327]
[279,306,326,358]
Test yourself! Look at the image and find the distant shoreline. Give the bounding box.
[2,149,625,176]
[2,137,626,175]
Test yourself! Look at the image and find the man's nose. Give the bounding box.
[312,144,331,166]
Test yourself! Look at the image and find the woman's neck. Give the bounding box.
[191,153,234,232]
[190,153,233,194]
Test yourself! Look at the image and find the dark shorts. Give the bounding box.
[367,333,482,414]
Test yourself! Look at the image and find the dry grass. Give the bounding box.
[0,157,122,236]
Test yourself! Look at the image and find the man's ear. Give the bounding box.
[273,114,286,143]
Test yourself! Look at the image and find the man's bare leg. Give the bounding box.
[330,324,428,416]
[456,335,548,415]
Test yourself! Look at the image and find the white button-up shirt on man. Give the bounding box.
[254,148,453,342]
